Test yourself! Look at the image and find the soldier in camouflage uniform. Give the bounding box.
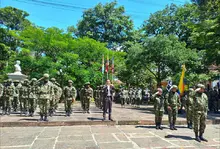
[20,79,30,116]
[186,88,194,129]
[29,78,38,117]
[49,78,57,116]
[80,82,93,114]
[193,84,208,142]
[153,88,164,130]
[0,82,4,110]
[136,88,142,108]
[38,74,53,121]
[63,80,76,116]
[13,80,20,112]
[3,79,15,115]
[119,87,125,108]
[166,85,180,130]
[94,87,98,108]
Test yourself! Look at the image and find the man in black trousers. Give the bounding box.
[103,79,115,121]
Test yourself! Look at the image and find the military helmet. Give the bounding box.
[24,79,29,82]
[14,80,19,83]
[43,73,49,78]
[189,88,194,91]
[197,84,205,89]
[51,78,56,81]
[171,85,178,89]
[85,82,90,85]
[3,80,7,83]
[68,80,73,83]
[31,78,37,81]
[7,79,12,82]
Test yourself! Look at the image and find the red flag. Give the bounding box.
[105,55,109,73]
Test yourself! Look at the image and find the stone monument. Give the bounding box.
[8,60,28,81]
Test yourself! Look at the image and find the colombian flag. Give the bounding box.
[178,65,186,95]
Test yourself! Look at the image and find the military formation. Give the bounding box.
[0,74,95,121]
[152,84,214,142]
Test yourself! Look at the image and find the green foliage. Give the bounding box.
[75,1,134,48]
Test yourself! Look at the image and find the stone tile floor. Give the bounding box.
[0,125,219,149]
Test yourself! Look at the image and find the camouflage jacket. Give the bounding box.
[166,91,180,108]
[193,92,208,113]
[63,86,77,100]
[153,93,164,112]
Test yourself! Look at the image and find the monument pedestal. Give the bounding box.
[8,72,28,81]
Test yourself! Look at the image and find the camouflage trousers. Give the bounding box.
[39,98,49,116]
[20,98,28,113]
[193,111,206,134]
[186,107,193,123]
[65,99,72,113]
[155,110,163,123]
[168,107,178,125]
[81,98,90,111]
[3,97,13,113]
[13,97,19,111]
[121,98,125,106]
[136,98,141,106]
[29,98,36,114]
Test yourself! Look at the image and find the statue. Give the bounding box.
[14,60,22,74]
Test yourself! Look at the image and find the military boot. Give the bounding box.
[189,122,193,129]
[39,115,43,121]
[170,124,174,130]
[159,122,163,130]
[44,116,48,122]
[173,122,177,130]
[199,133,208,142]
[195,132,201,142]
[156,123,159,130]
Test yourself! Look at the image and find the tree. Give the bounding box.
[127,35,200,86]
[189,0,220,65]
[0,6,30,30]
[75,1,134,48]
[142,4,198,46]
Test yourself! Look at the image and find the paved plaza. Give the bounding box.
[0,125,219,149]
[0,102,219,126]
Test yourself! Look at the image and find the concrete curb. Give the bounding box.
[0,119,219,127]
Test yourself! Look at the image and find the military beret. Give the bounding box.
[85,82,90,85]
[31,78,37,81]
[68,80,73,83]
[43,74,49,78]
[51,78,56,81]
[197,84,205,89]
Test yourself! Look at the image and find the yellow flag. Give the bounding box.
[178,65,186,95]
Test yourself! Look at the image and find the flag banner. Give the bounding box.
[178,65,186,95]
[105,55,109,73]
[111,57,114,74]
[102,55,104,74]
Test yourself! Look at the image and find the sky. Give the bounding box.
[1,0,190,30]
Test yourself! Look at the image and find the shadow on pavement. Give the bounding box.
[88,117,103,121]
[135,125,156,129]
[165,134,193,140]
[19,118,38,121]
